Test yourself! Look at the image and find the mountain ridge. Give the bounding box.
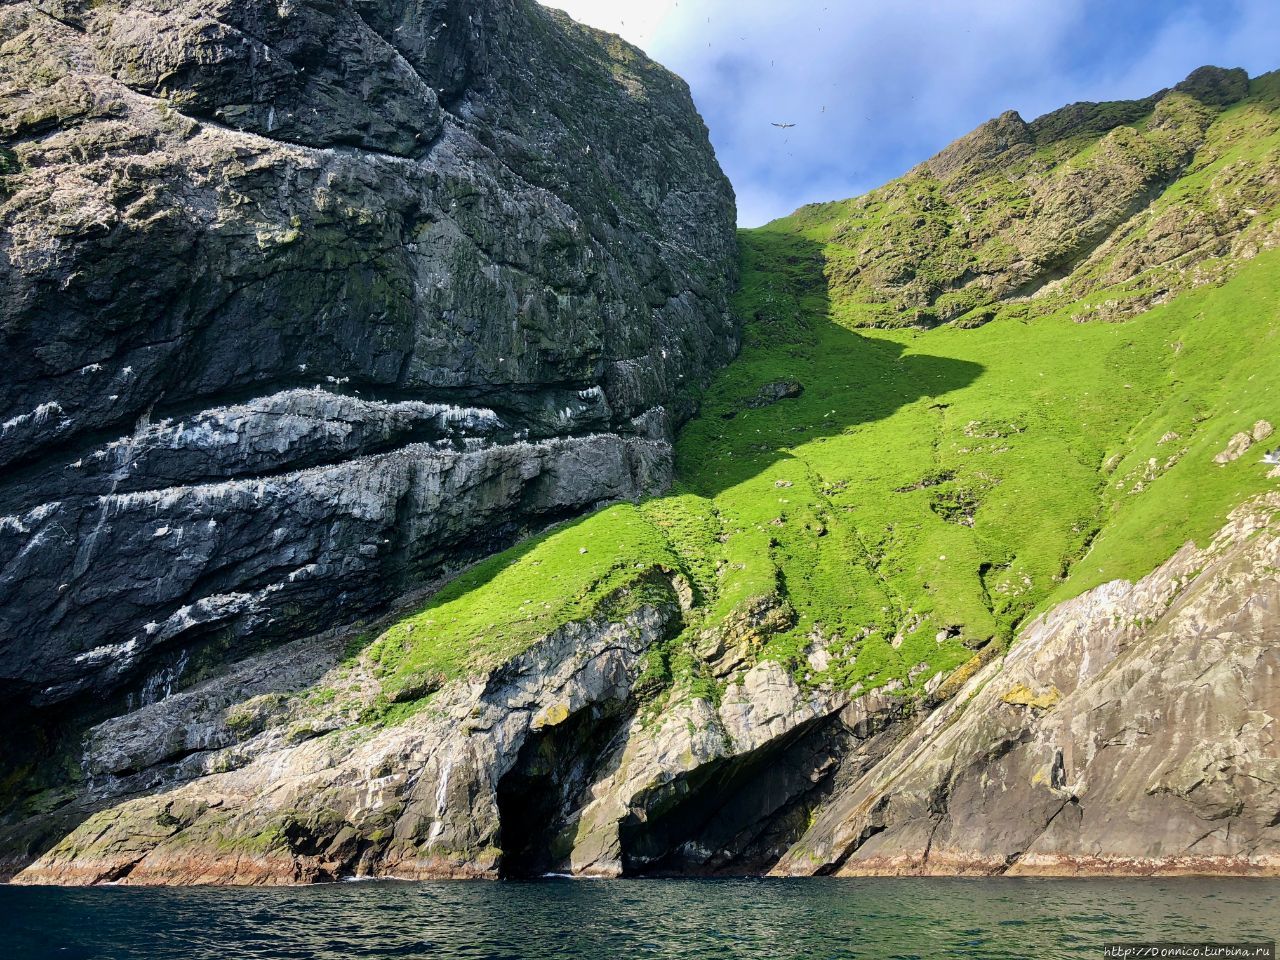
[784,65,1279,329]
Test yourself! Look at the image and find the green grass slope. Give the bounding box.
[355,68,1280,712]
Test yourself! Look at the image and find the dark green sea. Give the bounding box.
[2,877,1277,959]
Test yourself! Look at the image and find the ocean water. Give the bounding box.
[2,877,1277,960]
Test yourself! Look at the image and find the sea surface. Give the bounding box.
[2,877,1277,960]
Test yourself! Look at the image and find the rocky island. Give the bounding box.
[1,0,1278,885]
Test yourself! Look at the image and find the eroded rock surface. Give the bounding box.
[773,494,1280,877]
[0,0,738,736]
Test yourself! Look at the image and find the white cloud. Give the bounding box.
[539,0,678,52]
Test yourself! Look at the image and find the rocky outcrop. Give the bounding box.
[11,602,687,884]
[2,553,912,883]
[7,579,889,883]
[13,495,1277,884]
[1215,420,1275,464]
[0,0,738,743]
[773,493,1280,877]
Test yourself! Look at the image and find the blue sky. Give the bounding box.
[543,0,1280,226]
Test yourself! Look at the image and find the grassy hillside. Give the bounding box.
[357,68,1280,711]
[786,66,1280,329]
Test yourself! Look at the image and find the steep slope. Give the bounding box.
[774,495,1280,877]
[0,0,737,797]
[7,65,1280,882]
[788,65,1279,328]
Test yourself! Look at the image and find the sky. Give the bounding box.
[542,0,1280,226]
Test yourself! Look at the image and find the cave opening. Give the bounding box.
[618,714,851,876]
[495,699,630,879]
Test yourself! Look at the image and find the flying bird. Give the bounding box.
[772,122,796,129]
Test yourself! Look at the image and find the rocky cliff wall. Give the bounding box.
[0,0,738,737]
[773,493,1280,877]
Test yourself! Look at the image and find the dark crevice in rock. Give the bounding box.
[619,712,852,877]
[94,742,214,784]
[821,818,888,877]
[386,481,420,598]
[495,699,632,878]
[348,6,466,138]
[1000,795,1080,874]
[30,4,87,35]
[97,854,145,884]
[178,101,438,164]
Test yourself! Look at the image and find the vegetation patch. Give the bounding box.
[1002,683,1063,711]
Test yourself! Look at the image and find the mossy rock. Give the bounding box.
[1001,683,1063,711]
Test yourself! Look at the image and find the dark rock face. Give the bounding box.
[0,1,737,719]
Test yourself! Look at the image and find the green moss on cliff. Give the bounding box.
[363,503,688,689]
